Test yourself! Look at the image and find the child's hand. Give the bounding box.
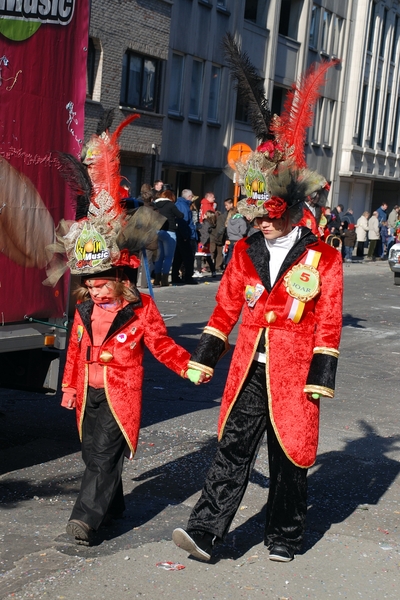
[61,392,76,409]
[186,368,212,385]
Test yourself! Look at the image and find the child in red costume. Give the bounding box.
[62,272,191,544]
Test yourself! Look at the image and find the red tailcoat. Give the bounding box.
[62,293,190,456]
[297,204,323,237]
[188,229,343,468]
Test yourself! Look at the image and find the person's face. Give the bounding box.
[85,279,116,304]
[225,200,233,211]
[154,181,163,191]
[255,213,292,240]
[307,192,320,206]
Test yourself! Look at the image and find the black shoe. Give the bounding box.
[66,519,94,546]
[184,278,198,285]
[268,544,294,562]
[172,528,215,561]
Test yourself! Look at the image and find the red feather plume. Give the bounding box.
[89,113,140,214]
[271,59,339,168]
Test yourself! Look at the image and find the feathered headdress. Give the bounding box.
[223,33,337,216]
[43,112,165,286]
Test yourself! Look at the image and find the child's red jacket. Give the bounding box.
[62,293,190,456]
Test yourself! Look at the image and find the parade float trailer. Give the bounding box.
[0,2,88,393]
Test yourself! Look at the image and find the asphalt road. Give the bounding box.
[1,260,400,599]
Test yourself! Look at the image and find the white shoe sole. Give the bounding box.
[269,551,294,562]
[172,528,211,561]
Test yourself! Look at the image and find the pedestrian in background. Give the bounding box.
[343,223,356,262]
[225,207,247,266]
[194,210,216,277]
[199,192,217,222]
[365,211,380,261]
[355,211,369,258]
[153,190,183,286]
[172,189,198,285]
[152,179,164,200]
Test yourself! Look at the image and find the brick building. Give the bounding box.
[85,0,173,196]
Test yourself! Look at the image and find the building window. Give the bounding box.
[217,0,226,7]
[279,0,302,39]
[379,8,388,58]
[391,15,399,63]
[309,5,320,49]
[120,51,160,111]
[87,38,96,99]
[244,0,267,26]
[189,59,204,119]
[271,85,286,116]
[312,97,323,143]
[323,99,335,145]
[331,15,343,57]
[367,2,377,52]
[86,37,102,101]
[357,84,368,147]
[168,53,185,115]
[370,88,380,148]
[208,65,221,122]
[392,96,400,152]
[381,92,391,150]
[321,10,331,54]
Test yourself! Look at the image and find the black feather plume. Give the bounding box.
[96,108,115,135]
[223,32,271,142]
[57,153,93,220]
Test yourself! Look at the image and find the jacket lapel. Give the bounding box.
[245,228,319,292]
[274,228,318,285]
[246,231,272,292]
[76,300,94,343]
[76,296,143,344]
[104,297,143,341]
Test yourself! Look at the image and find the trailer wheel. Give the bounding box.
[395,273,400,286]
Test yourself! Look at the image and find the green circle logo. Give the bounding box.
[0,18,41,41]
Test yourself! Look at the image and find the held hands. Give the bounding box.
[186,368,212,385]
[61,392,76,410]
[307,392,320,403]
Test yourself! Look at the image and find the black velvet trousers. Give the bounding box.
[70,387,127,530]
[187,362,308,551]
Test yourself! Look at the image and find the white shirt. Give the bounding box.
[265,226,300,286]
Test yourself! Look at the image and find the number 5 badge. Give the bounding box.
[284,264,320,303]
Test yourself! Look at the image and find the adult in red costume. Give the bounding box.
[296,189,328,238]
[173,170,343,563]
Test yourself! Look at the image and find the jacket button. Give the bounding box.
[99,350,113,363]
[265,311,277,323]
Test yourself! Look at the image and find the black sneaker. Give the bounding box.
[268,543,294,562]
[172,528,215,561]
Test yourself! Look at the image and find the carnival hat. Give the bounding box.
[43,112,165,286]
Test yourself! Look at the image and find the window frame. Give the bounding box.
[189,58,204,119]
[168,52,185,116]
[207,64,222,123]
[120,50,160,112]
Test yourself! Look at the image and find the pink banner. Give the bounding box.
[0,1,89,322]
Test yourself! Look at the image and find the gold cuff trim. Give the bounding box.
[203,326,228,343]
[313,347,340,358]
[61,383,69,388]
[187,360,214,377]
[180,369,187,378]
[304,384,334,398]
